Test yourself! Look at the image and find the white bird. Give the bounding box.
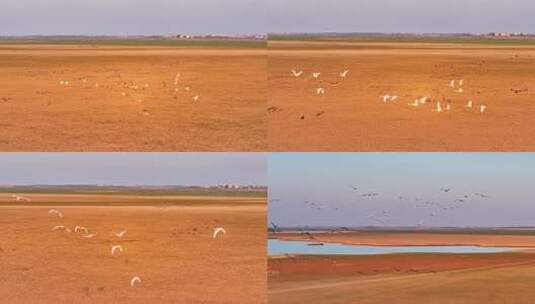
[15,196,30,202]
[291,69,303,77]
[390,95,398,102]
[130,276,141,287]
[480,105,487,113]
[74,226,89,234]
[82,233,97,238]
[433,101,443,112]
[52,225,71,232]
[95,83,99,88]
[114,229,127,238]
[174,72,181,85]
[408,99,419,107]
[111,245,123,256]
[312,72,321,79]
[213,227,226,238]
[382,94,391,103]
[184,86,191,91]
[340,70,349,78]
[316,88,325,95]
[418,96,429,104]
[466,100,473,108]
[192,95,199,102]
[457,87,464,93]
[449,80,455,87]
[459,79,464,86]
[446,103,451,111]
[48,209,63,218]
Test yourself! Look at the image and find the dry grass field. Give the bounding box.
[0,44,266,151]
[0,193,266,303]
[268,40,535,151]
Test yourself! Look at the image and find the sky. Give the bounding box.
[2,0,534,36]
[0,153,266,186]
[269,153,535,228]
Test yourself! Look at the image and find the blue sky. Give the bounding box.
[269,153,535,228]
[0,153,266,186]
[2,0,534,35]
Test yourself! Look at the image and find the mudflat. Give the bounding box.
[269,231,535,303]
[269,252,535,304]
[275,231,535,247]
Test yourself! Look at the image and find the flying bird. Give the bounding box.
[213,227,226,238]
[130,276,141,287]
[111,245,123,256]
[316,88,325,95]
[74,226,89,234]
[270,222,279,232]
[291,69,303,77]
[312,72,321,79]
[479,105,487,113]
[48,209,63,218]
[114,230,127,237]
[466,100,473,108]
[340,70,349,78]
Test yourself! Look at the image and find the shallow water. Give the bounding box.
[268,239,521,256]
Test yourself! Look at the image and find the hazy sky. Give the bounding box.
[3,0,534,36]
[269,153,535,228]
[266,0,535,34]
[0,153,266,186]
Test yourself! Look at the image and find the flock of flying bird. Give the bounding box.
[57,71,200,116]
[46,207,143,288]
[270,185,491,229]
[10,194,227,291]
[288,67,489,118]
[290,68,350,96]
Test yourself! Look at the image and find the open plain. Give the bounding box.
[268,40,535,151]
[0,43,266,151]
[0,192,266,303]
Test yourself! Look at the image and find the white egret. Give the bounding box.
[213,227,226,238]
[130,276,141,287]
